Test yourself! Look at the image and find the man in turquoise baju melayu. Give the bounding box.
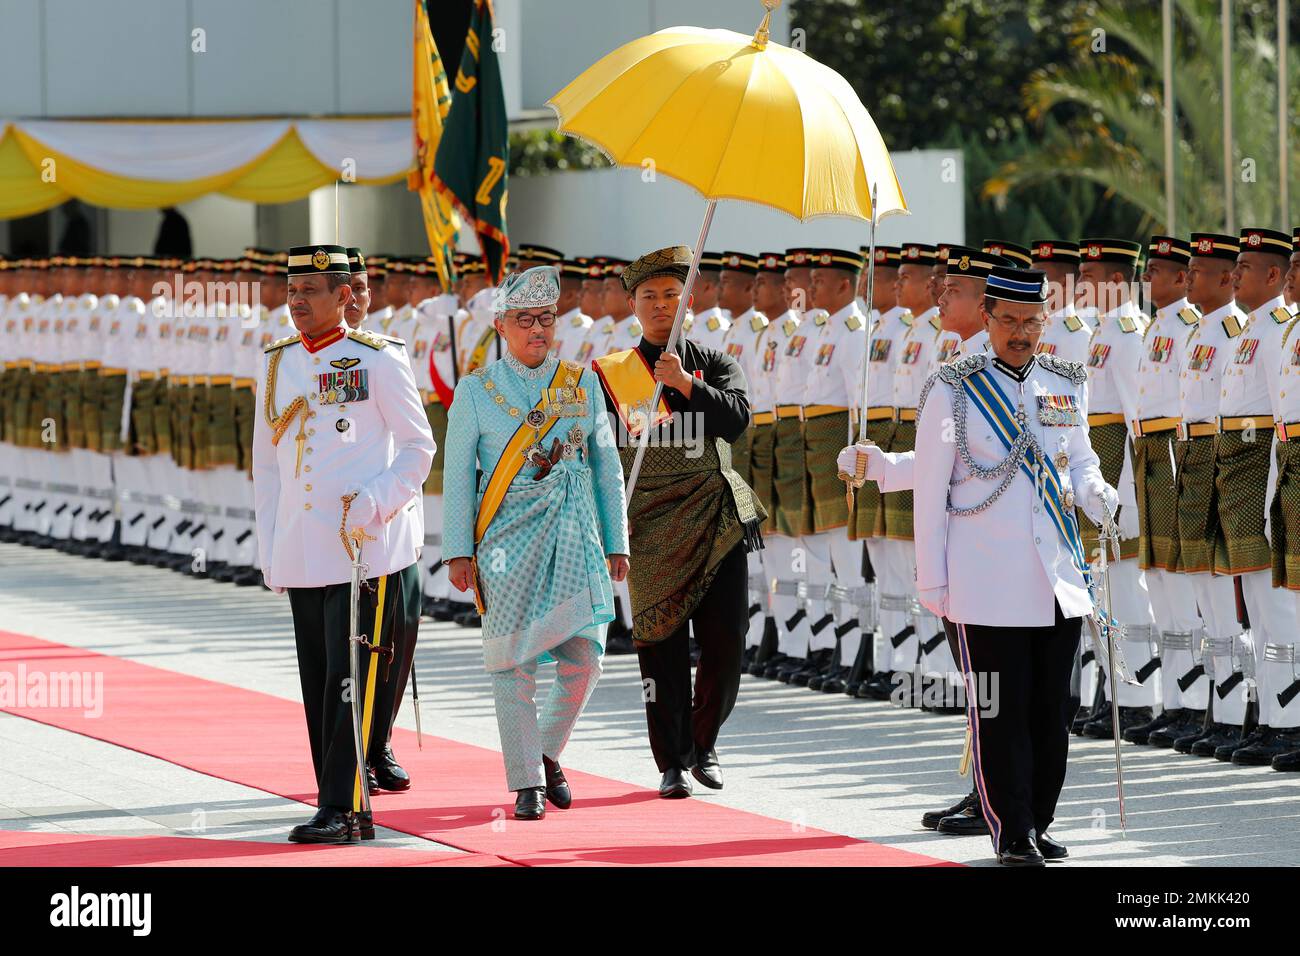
[443,265,630,821]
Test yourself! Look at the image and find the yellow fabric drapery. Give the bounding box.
[0,119,413,220]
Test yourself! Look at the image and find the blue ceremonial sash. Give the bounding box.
[959,368,1091,581]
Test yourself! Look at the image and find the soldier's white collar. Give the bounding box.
[1200,301,1240,323]
[958,328,989,355]
[827,301,859,326]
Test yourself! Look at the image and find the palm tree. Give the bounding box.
[985,0,1299,235]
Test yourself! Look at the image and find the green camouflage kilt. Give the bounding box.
[79,369,102,452]
[730,425,753,488]
[1213,429,1273,575]
[233,384,256,474]
[1078,421,1138,562]
[848,418,895,541]
[772,416,806,537]
[1133,432,1180,571]
[803,410,852,534]
[97,371,127,453]
[207,383,238,469]
[882,418,914,541]
[749,421,776,534]
[423,399,448,495]
[1271,438,1300,589]
[1174,435,1219,574]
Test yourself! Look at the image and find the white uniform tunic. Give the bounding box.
[1034,304,1092,364]
[252,325,435,589]
[914,354,1108,626]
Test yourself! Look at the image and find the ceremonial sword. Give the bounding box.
[346,523,376,839]
[1097,506,1128,836]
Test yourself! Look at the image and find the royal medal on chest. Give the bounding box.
[542,385,588,418]
[317,365,368,404]
[1087,342,1110,368]
[1233,338,1259,365]
[1037,393,1082,427]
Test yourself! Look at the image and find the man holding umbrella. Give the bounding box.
[594,245,766,798]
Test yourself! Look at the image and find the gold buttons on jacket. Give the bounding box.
[304,503,312,511]
[304,484,312,491]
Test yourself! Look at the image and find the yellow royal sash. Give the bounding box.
[469,361,582,612]
[592,347,672,437]
[466,327,498,373]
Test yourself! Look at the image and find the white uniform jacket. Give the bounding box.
[913,353,1110,627]
[252,323,435,589]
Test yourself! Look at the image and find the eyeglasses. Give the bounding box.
[990,315,1045,334]
[511,311,557,328]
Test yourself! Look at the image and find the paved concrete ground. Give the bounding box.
[2,542,1298,866]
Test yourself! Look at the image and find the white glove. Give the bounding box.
[1083,483,1120,526]
[262,569,285,595]
[836,442,881,481]
[918,586,949,620]
[344,487,378,528]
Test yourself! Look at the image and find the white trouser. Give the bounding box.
[1240,571,1299,728]
[422,493,443,598]
[1146,569,1208,710]
[0,445,18,527]
[144,454,175,550]
[876,538,918,672]
[767,534,812,657]
[827,530,867,667]
[1091,558,1158,707]
[801,531,838,653]
[1193,573,1248,725]
[228,469,258,567]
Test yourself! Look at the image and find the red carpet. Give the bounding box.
[0,830,515,867]
[0,631,952,867]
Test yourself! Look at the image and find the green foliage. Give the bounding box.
[509,130,611,176]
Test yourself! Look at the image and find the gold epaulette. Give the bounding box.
[750,313,769,332]
[263,333,299,353]
[898,310,914,328]
[1178,306,1201,326]
[1222,312,1245,338]
[347,328,401,351]
[1062,313,1084,332]
[1117,314,1138,333]
[1271,306,1294,325]
[845,313,863,331]
[928,312,942,331]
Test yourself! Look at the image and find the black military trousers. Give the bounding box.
[287,562,422,810]
[636,542,748,772]
[954,602,1081,851]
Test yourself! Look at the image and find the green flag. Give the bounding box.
[433,0,509,284]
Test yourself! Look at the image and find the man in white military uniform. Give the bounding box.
[1124,236,1210,745]
[914,264,1117,866]
[1151,233,1247,752]
[687,252,731,352]
[1030,241,1092,363]
[1267,227,1300,771]
[1209,227,1300,765]
[554,259,593,363]
[1072,238,1159,738]
[253,244,434,843]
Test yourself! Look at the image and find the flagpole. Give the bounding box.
[1163,0,1176,232]
[623,200,717,499]
[1223,0,1235,234]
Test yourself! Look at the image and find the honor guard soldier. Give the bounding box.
[753,249,820,679]
[555,259,594,363]
[1030,241,1091,363]
[1267,227,1300,771]
[716,252,759,482]
[913,265,1118,866]
[1210,227,1300,765]
[1124,236,1210,744]
[1073,238,1159,737]
[1154,233,1244,751]
[595,259,640,356]
[688,251,731,351]
[734,252,783,674]
[252,244,434,843]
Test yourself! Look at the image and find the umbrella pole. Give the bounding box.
[624,199,718,499]
[855,182,880,442]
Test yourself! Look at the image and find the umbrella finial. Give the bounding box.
[751,0,781,50]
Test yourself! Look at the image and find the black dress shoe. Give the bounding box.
[542,754,571,809]
[937,802,990,836]
[1035,831,1068,860]
[658,767,693,798]
[776,655,808,683]
[922,791,978,830]
[453,608,482,628]
[1272,746,1300,771]
[757,652,789,679]
[1216,726,1263,762]
[1231,727,1294,765]
[373,745,411,791]
[998,836,1045,866]
[288,806,358,844]
[513,787,546,820]
[858,669,895,701]
[233,568,263,586]
[740,646,757,672]
[1149,710,1205,748]
[1124,707,1182,745]
[431,600,465,622]
[792,649,832,687]
[820,665,850,694]
[1175,722,1223,754]
[1083,706,1152,739]
[365,765,380,795]
[690,748,723,790]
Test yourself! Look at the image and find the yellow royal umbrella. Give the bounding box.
[548,0,908,493]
